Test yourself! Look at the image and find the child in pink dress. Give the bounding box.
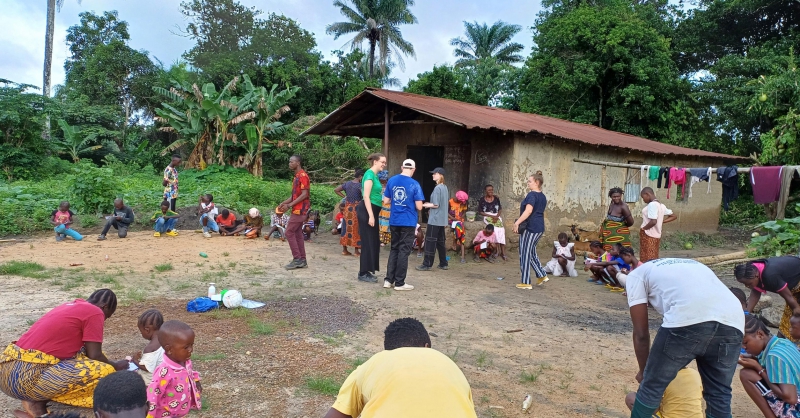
[146,320,201,418]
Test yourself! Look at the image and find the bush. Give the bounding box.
[719,195,768,227]
[0,163,338,236]
[749,205,800,257]
[68,161,120,215]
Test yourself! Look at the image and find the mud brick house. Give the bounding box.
[304,88,747,241]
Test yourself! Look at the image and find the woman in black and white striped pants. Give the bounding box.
[513,171,549,289]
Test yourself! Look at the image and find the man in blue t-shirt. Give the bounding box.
[383,159,425,291]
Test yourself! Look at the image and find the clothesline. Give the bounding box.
[572,158,752,173]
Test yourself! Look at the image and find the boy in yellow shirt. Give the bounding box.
[324,318,477,418]
[625,367,703,418]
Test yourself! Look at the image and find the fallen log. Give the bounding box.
[693,251,748,265]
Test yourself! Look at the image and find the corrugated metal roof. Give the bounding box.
[304,88,747,161]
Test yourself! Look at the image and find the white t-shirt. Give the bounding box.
[201,202,218,216]
[626,258,744,332]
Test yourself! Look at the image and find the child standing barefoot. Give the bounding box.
[133,309,164,382]
[147,320,201,418]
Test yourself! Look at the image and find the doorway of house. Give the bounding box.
[406,145,444,223]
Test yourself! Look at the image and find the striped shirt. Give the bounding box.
[758,336,800,386]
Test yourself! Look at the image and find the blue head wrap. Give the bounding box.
[378,170,389,181]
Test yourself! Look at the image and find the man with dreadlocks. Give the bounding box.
[324,318,477,418]
[0,289,130,417]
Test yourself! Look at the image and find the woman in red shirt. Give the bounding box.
[0,289,129,416]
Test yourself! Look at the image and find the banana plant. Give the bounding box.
[53,119,102,162]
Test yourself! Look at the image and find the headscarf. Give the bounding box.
[378,170,389,181]
[249,208,261,217]
[455,190,468,203]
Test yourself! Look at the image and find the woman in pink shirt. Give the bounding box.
[735,256,800,343]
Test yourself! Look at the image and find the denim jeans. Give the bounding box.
[54,224,83,241]
[153,217,177,233]
[200,213,219,233]
[632,321,743,418]
[385,226,416,287]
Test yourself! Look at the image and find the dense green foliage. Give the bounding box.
[749,206,800,257]
[0,163,338,235]
[450,21,524,67]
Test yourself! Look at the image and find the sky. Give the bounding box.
[0,0,543,95]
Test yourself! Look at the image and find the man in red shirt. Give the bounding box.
[0,289,129,416]
[278,155,311,270]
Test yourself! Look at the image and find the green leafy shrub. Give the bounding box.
[719,195,768,227]
[749,206,800,257]
[68,162,120,215]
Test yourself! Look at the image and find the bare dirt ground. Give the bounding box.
[0,226,761,417]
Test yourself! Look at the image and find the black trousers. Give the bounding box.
[167,198,177,212]
[357,201,382,275]
[101,219,129,238]
[422,225,448,268]
[386,226,415,287]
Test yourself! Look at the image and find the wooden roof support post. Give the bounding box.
[383,102,389,155]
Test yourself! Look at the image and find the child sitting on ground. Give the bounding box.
[150,201,179,237]
[615,246,643,290]
[198,194,219,238]
[332,203,345,236]
[589,243,628,291]
[584,241,607,282]
[303,210,319,241]
[472,224,497,263]
[265,207,288,241]
[216,209,240,236]
[545,232,577,277]
[51,201,82,241]
[147,320,201,418]
[132,309,164,382]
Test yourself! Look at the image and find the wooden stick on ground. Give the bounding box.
[693,251,748,265]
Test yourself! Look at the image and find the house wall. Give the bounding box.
[493,133,726,242]
[385,123,472,197]
[387,125,726,244]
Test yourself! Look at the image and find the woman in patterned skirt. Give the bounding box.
[601,187,634,252]
[335,169,364,256]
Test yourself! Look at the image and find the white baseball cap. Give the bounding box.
[402,159,416,169]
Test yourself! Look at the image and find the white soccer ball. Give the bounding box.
[222,289,243,309]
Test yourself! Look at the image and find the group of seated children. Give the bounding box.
[584,242,642,292]
[131,309,202,417]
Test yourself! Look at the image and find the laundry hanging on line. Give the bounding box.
[777,166,800,219]
[717,165,739,211]
[751,166,784,204]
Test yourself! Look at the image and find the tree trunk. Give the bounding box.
[44,0,55,98]
[43,0,56,142]
[369,39,376,79]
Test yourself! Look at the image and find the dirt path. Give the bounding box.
[0,231,759,417]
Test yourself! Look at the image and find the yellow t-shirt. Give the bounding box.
[332,347,477,418]
[656,368,703,418]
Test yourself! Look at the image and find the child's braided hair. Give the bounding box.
[138,309,164,330]
[87,289,117,314]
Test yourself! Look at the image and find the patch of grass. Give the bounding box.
[520,369,541,384]
[124,288,146,303]
[589,384,601,391]
[320,331,346,347]
[347,357,367,373]
[248,319,275,336]
[559,370,574,391]
[171,282,193,291]
[227,262,237,268]
[154,263,174,272]
[193,353,227,362]
[249,281,262,286]
[304,376,341,396]
[321,256,328,261]
[79,216,99,228]
[285,279,303,288]
[446,346,461,363]
[222,252,230,257]
[25,319,36,327]
[476,350,491,368]
[229,308,252,318]
[375,290,392,298]
[0,261,46,278]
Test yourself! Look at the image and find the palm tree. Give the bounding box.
[326,0,417,78]
[45,0,82,98]
[54,120,101,162]
[450,21,524,67]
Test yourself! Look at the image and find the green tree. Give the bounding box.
[405,65,484,105]
[450,21,524,67]
[326,0,418,78]
[519,0,714,147]
[54,120,102,162]
[750,50,800,165]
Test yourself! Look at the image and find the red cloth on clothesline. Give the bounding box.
[751,166,783,204]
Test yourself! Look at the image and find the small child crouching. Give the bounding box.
[147,320,201,418]
[472,224,497,263]
[133,309,164,382]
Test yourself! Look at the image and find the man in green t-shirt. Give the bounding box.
[151,201,180,237]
